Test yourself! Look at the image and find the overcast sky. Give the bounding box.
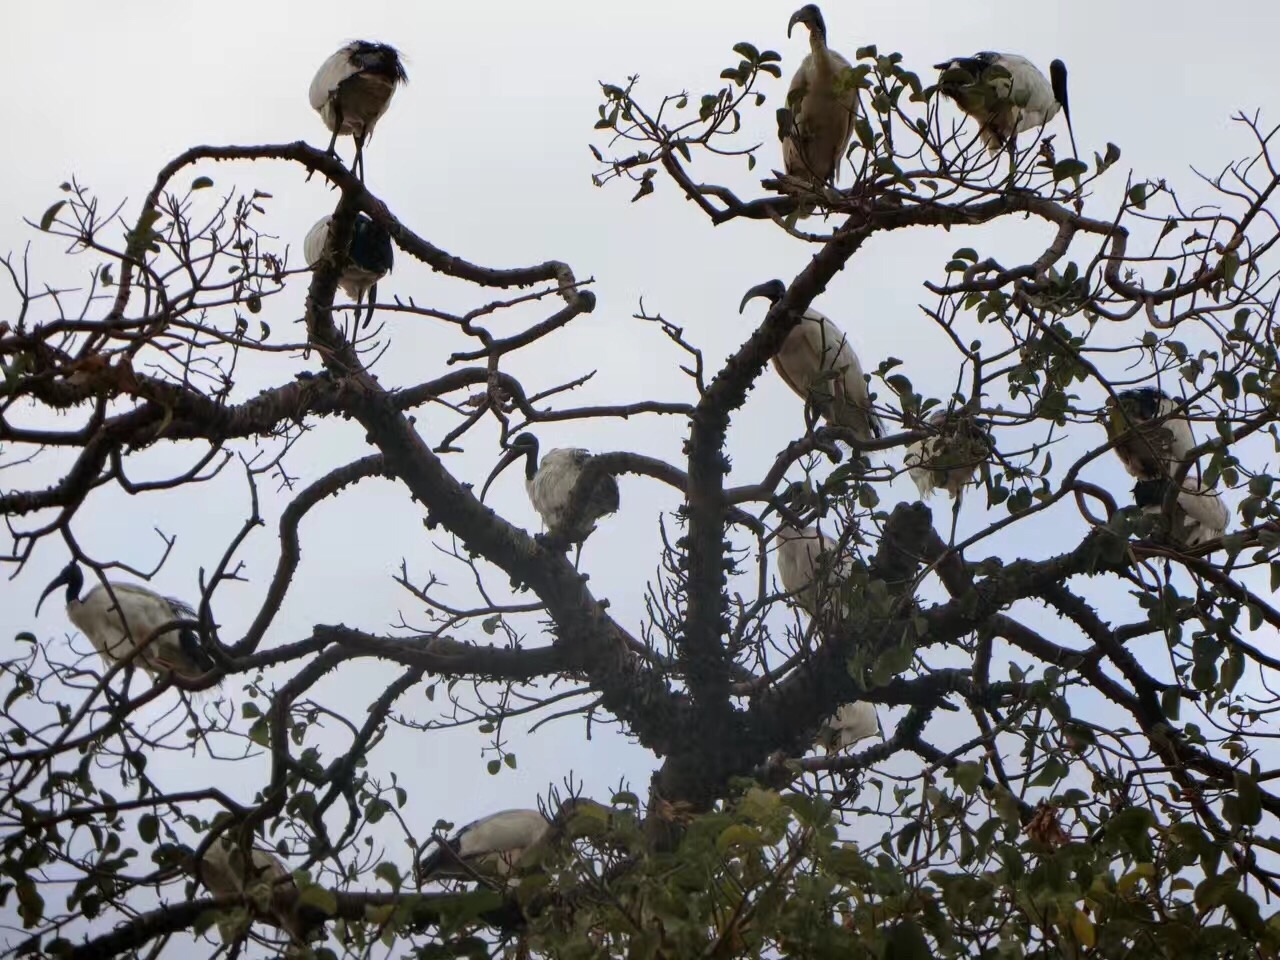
[2,0,1279,950]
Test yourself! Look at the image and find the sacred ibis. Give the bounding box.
[1132,477,1227,549]
[309,41,407,180]
[816,700,881,753]
[480,434,620,554]
[35,561,215,681]
[739,279,881,442]
[776,522,853,619]
[418,799,598,885]
[904,409,991,500]
[303,213,394,328]
[198,836,323,947]
[780,5,857,216]
[933,53,1077,159]
[1105,387,1197,481]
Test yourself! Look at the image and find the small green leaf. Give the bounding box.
[191,176,214,191]
[1052,158,1088,182]
[1128,183,1148,209]
[137,814,158,844]
[39,200,66,232]
[486,759,501,775]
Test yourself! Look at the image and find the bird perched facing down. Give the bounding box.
[309,41,407,180]
[739,280,881,442]
[480,434,620,551]
[1133,477,1227,549]
[1105,387,1197,481]
[816,700,881,753]
[776,522,853,619]
[418,799,597,885]
[35,561,215,681]
[904,409,992,500]
[933,53,1076,158]
[198,836,323,948]
[780,5,857,216]
[303,213,394,328]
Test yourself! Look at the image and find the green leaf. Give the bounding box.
[39,200,66,232]
[1052,158,1087,182]
[137,814,158,844]
[374,861,401,890]
[732,42,759,61]
[191,176,213,191]
[296,884,338,916]
[948,762,984,795]
[886,919,932,960]
[1234,770,1262,827]
[486,759,501,775]
[1128,183,1148,209]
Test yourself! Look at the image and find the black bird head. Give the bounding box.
[1112,387,1168,422]
[1132,477,1171,509]
[480,434,541,502]
[350,214,394,275]
[933,53,996,96]
[1049,59,1070,115]
[36,561,83,616]
[738,279,787,314]
[787,4,826,40]
[347,41,408,84]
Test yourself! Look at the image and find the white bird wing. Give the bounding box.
[527,448,586,533]
[1158,396,1198,464]
[1179,481,1228,545]
[775,312,877,440]
[309,48,360,115]
[303,217,331,268]
[824,700,881,750]
[998,54,1059,131]
[782,49,856,184]
[903,436,937,499]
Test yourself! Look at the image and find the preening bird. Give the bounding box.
[904,409,992,500]
[35,561,215,681]
[303,213,394,328]
[933,53,1076,158]
[739,280,881,442]
[780,5,857,216]
[198,836,323,948]
[309,41,407,180]
[1106,387,1197,481]
[1133,477,1227,549]
[418,799,597,884]
[480,434,620,552]
[816,700,881,753]
[776,522,853,618]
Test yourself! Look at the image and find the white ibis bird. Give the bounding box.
[1133,477,1227,549]
[198,836,323,948]
[309,41,407,180]
[418,799,597,885]
[740,280,882,442]
[816,700,881,753]
[35,561,215,681]
[904,409,992,500]
[780,5,857,216]
[1105,387,1197,481]
[480,434,620,553]
[303,213,394,328]
[933,53,1076,159]
[776,522,853,619]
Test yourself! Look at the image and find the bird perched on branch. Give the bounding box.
[481,434,620,556]
[309,41,407,180]
[778,4,857,218]
[776,522,854,619]
[739,279,881,442]
[1132,477,1227,549]
[1105,387,1196,480]
[933,53,1076,159]
[303,213,394,328]
[418,799,599,885]
[35,561,215,681]
[904,409,992,500]
[816,700,881,753]
[198,836,324,950]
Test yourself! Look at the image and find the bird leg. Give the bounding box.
[308,103,345,185]
[353,133,367,182]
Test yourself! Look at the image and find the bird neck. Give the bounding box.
[523,449,539,482]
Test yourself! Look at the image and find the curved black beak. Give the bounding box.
[738,279,786,314]
[480,448,524,503]
[787,11,802,37]
[35,561,79,616]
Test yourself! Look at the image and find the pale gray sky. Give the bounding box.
[2,0,1279,951]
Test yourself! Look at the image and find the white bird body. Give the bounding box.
[935,52,1065,154]
[777,524,851,618]
[482,435,620,547]
[904,410,990,500]
[1107,388,1197,481]
[198,837,320,946]
[419,808,551,881]
[1135,478,1227,548]
[739,281,880,441]
[783,46,856,185]
[37,563,214,681]
[309,42,405,141]
[817,700,881,753]
[303,214,394,303]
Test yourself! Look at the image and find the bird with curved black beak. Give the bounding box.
[480,434,619,564]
